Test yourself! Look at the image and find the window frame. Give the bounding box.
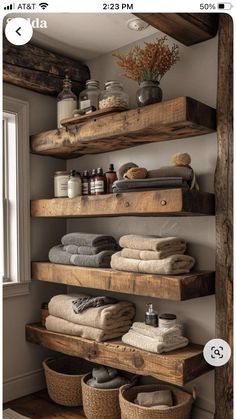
[2,96,30,298]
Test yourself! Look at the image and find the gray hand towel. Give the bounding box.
[63,242,117,255]
[72,296,118,314]
[48,245,71,265]
[92,366,118,383]
[87,375,129,389]
[112,177,188,193]
[62,232,116,247]
[70,250,115,268]
[148,166,193,182]
[135,390,173,407]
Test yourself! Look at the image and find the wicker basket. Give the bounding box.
[119,384,195,419]
[43,356,93,407]
[82,373,122,419]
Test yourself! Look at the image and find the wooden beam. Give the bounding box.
[26,324,212,386]
[30,97,216,158]
[32,262,215,301]
[215,14,233,419]
[134,13,218,46]
[3,39,90,96]
[31,190,215,218]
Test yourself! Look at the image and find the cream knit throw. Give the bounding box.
[111,252,195,275]
[119,235,186,252]
[122,330,189,353]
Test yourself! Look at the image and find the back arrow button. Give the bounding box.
[16,27,21,36]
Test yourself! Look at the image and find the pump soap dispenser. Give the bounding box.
[145,303,158,327]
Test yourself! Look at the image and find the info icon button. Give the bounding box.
[203,338,231,367]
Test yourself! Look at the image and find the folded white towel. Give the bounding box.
[121,247,186,260]
[122,330,189,354]
[131,322,183,341]
[119,235,186,252]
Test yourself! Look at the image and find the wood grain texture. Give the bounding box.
[3,39,90,96]
[32,262,215,301]
[30,97,216,158]
[215,14,233,419]
[60,107,128,126]
[26,324,212,386]
[134,13,218,46]
[31,190,215,218]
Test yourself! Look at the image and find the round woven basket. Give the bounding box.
[119,384,195,419]
[43,357,93,407]
[82,373,122,419]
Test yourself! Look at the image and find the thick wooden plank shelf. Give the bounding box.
[32,262,215,301]
[30,97,216,158]
[26,324,212,386]
[31,189,215,218]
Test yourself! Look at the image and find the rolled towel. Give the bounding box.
[111,252,195,275]
[117,162,138,180]
[122,330,189,353]
[131,322,182,340]
[72,296,118,314]
[135,390,173,407]
[87,375,129,389]
[119,235,186,252]
[63,242,117,255]
[92,366,118,383]
[46,315,130,342]
[62,232,116,247]
[48,294,135,330]
[70,250,115,268]
[49,245,71,265]
[121,246,186,260]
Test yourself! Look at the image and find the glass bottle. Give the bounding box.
[145,303,158,327]
[79,80,101,111]
[94,168,106,195]
[99,81,129,110]
[105,163,117,193]
[57,75,77,128]
[68,170,82,198]
[82,170,90,195]
[90,169,97,196]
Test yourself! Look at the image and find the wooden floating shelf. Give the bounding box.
[31,189,215,218]
[26,324,212,386]
[32,262,215,301]
[30,97,216,158]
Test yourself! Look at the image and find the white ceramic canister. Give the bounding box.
[54,171,70,198]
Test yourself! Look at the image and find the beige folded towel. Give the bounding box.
[48,294,135,331]
[46,315,130,342]
[132,322,183,340]
[135,390,173,407]
[111,252,195,275]
[119,235,186,252]
[121,246,186,260]
[122,330,189,353]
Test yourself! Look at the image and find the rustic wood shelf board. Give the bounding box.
[32,262,215,301]
[30,97,216,158]
[26,324,211,386]
[134,14,218,46]
[31,189,215,218]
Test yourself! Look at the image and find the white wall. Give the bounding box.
[3,83,67,402]
[67,32,217,417]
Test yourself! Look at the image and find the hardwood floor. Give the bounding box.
[4,390,85,418]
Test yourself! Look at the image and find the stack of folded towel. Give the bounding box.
[49,232,118,268]
[87,366,130,389]
[111,234,195,275]
[134,389,173,409]
[122,322,189,354]
[46,294,135,342]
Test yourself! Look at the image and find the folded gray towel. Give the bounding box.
[148,166,193,182]
[72,296,118,314]
[62,232,116,247]
[87,375,129,389]
[63,242,117,255]
[135,390,173,407]
[48,245,71,265]
[70,250,115,268]
[112,177,188,193]
[92,366,118,383]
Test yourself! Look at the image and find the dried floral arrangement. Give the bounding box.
[113,36,180,84]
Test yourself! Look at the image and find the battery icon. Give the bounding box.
[218,3,233,9]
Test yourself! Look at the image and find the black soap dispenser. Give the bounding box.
[145,303,158,327]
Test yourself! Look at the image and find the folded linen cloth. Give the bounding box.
[119,235,186,252]
[49,245,71,265]
[48,294,135,330]
[135,390,173,407]
[112,177,188,193]
[62,232,116,247]
[121,246,186,260]
[46,315,130,342]
[148,166,193,182]
[70,250,115,268]
[92,366,118,383]
[72,296,118,314]
[111,252,195,275]
[87,375,129,389]
[63,242,117,255]
[131,323,183,340]
[122,330,189,353]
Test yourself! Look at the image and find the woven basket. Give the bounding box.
[82,373,122,419]
[43,357,93,407]
[119,384,195,419]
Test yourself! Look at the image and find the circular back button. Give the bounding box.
[5,18,33,46]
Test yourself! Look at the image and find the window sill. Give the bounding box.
[3,282,30,299]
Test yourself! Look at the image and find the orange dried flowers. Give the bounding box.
[113,36,180,84]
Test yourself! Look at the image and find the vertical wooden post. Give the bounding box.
[215,13,233,419]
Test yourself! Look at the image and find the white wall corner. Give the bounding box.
[3,369,45,403]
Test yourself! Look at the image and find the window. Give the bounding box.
[2,97,30,298]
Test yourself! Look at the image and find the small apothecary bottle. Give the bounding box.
[82,170,90,195]
[158,313,177,329]
[99,81,129,110]
[90,169,97,195]
[94,168,106,195]
[105,164,117,193]
[145,303,158,327]
[57,75,77,128]
[41,302,49,327]
[54,171,70,198]
[68,170,82,198]
[79,80,101,111]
